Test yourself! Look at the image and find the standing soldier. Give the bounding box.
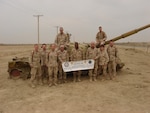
[107,40,118,80]
[98,44,109,80]
[40,44,48,84]
[96,26,107,46]
[58,45,69,83]
[86,42,99,82]
[71,42,83,82]
[55,27,69,47]
[47,44,58,87]
[30,44,42,88]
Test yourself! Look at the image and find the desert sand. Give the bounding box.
[0,44,150,113]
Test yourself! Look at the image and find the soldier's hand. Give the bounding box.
[30,64,33,68]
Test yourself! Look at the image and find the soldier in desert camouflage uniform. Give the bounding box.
[47,44,58,87]
[96,26,107,46]
[86,42,99,82]
[30,44,42,88]
[107,40,118,80]
[98,44,109,80]
[40,44,48,84]
[55,27,69,47]
[71,42,83,82]
[58,45,69,83]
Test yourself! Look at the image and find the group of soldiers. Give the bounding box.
[30,26,118,88]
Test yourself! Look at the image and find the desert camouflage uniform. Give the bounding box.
[30,50,42,87]
[86,47,99,81]
[96,31,107,44]
[47,50,58,86]
[58,50,69,83]
[40,49,48,83]
[98,49,109,79]
[55,33,69,46]
[107,45,118,79]
[71,48,83,82]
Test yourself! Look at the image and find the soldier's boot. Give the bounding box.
[48,83,53,87]
[30,81,36,88]
[89,76,92,82]
[54,82,58,86]
[93,76,97,81]
[103,73,108,80]
[58,79,61,84]
[54,76,58,86]
[109,74,113,80]
[63,79,67,83]
[39,79,44,86]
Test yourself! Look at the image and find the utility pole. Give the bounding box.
[33,15,43,45]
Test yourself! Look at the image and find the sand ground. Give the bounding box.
[0,44,150,113]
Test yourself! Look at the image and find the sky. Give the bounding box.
[0,0,150,44]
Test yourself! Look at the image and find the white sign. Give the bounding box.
[62,59,95,72]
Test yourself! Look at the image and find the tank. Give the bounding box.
[70,24,150,71]
[8,57,31,80]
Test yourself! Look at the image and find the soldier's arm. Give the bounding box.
[65,34,69,46]
[58,54,63,63]
[46,52,50,66]
[96,32,99,43]
[30,51,34,67]
[105,51,109,64]
[86,48,89,60]
[70,49,74,61]
[66,51,69,61]
[95,49,100,60]
[103,32,107,41]
[115,47,119,58]
[55,35,58,45]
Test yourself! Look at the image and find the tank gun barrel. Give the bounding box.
[105,24,150,44]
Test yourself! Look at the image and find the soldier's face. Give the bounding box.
[99,27,102,31]
[51,45,55,51]
[91,43,95,48]
[60,27,63,34]
[42,45,46,49]
[34,45,39,51]
[110,41,114,47]
[60,47,64,51]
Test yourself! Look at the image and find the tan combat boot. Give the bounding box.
[89,76,92,82]
[93,76,97,81]
[31,82,36,88]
